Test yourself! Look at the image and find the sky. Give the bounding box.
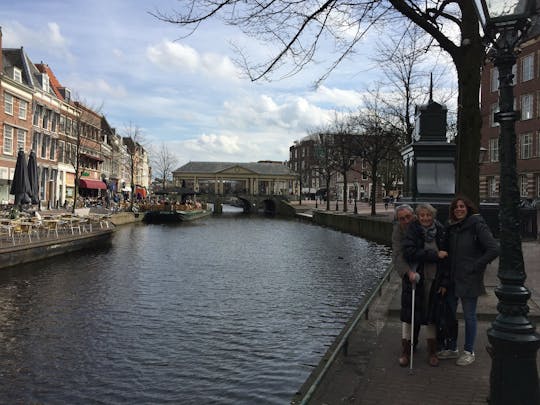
[0,1,455,170]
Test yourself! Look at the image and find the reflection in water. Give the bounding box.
[0,215,390,404]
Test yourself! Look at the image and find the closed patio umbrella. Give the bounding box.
[27,150,40,205]
[9,149,31,207]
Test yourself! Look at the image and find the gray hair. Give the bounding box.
[394,204,414,220]
[415,203,437,216]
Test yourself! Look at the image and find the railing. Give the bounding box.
[295,264,394,405]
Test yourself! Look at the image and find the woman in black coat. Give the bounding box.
[443,195,499,366]
[402,203,448,367]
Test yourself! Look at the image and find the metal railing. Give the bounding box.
[295,264,394,405]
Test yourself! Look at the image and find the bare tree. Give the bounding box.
[351,106,404,216]
[308,126,338,211]
[152,1,484,204]
[370,24,456,144]
[122,122,145,211]
[63,100,104,213]
[329,115,357,212]
[153,143,178,191]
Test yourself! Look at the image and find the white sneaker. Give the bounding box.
[456,350,475,366]
[437,349,459,359]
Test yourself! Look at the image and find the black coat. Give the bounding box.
[445,214,499,298]
[400,220,448,324]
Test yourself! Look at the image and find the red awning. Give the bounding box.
[79,179,107,190]
[135,186,147,198]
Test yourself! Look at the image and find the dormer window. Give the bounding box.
[13,67,22,83]
[42,73,50,92]
[64,88,71,102]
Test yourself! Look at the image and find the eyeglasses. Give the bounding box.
[397,214,413,222]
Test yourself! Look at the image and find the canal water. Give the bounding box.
[0,210,391,404]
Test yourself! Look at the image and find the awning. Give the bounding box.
[79,179,107,190]
[135,186,147,198]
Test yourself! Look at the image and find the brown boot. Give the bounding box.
[399,339,410,367]
[427,338,439,367]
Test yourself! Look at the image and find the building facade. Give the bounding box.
[288,134,379,201]
[479,23,540,202]
[0,30,150,206]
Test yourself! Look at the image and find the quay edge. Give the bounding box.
[0,229,114,270]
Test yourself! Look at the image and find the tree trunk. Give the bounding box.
[326,176,331,211]
[453,12,483,207]
[342,172,348,212]
[371,163,378,216]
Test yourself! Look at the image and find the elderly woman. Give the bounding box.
[402,203,448,367]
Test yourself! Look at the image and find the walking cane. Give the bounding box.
[409,272,420,374]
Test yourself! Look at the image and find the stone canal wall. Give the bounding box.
[311,211,393,245]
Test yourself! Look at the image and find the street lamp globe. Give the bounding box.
[472,1,539,404]
[474,0,534,31]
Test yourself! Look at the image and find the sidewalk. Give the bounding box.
[293,207,540,404]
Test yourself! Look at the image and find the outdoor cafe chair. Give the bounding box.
[0,223,15,246]
[44,219,59,238]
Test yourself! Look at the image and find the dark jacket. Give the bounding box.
[445,214,499,298]
[400,220,448,324]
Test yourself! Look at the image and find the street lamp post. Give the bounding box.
[354,184,358,214]
[473,1,540,404]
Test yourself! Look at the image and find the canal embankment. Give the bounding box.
[288,200,540,404]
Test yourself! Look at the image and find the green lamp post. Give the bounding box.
[473,1,540,404]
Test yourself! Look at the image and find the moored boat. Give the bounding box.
[142,204,212,224]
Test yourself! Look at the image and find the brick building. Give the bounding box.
[479,21,540,202]
[0,29,150,206]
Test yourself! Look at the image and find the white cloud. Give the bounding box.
[220,93,335,132]
[3,21,74,62]
[308,85,364,108]
[146,40,240,80]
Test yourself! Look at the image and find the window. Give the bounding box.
[59,115,66,133]
[41,134,50,159]
[58,140,65,163]
[13,67,22,83]
[42,109,50,129]
[490,103,499,127]
[49,138,56,160]
[538,175,540,198]
[522,54,534,82]
[51,113,59,132]
[488,177,498,197]
[492,66,517,90]
[17,129,26,151]
[489,138,499,162]
[520,175,529,197]
[521,94,533,120]
[3,125,13,154]
[520,133,533,159]
[362,171,368,181]
[33,104,42,126]
[18,100,27,120]
[4,93,13,115]
[491,68,499,92]
[32,132,40,152]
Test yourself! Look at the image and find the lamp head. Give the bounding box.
[474,0,535,32]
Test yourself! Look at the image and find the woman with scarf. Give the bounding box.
[443,195,499,366]
[402,203,448,367]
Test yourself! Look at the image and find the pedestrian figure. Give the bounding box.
[402,203,449,367]
[442,195,499,366]
[392,204,419,367]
